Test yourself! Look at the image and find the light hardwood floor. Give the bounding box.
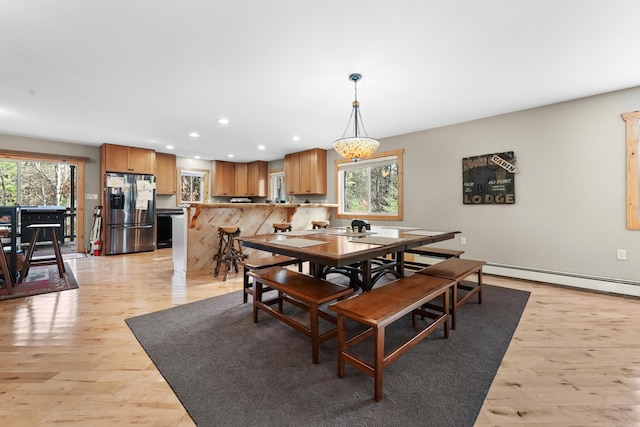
[0,249,638,426]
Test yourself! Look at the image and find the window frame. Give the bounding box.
[622,111,640,230]
[178,168,209,204]
[268,168,286,202]
[334,149,403,221]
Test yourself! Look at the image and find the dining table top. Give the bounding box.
[239,226,461,268]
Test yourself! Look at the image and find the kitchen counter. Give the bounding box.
[187,202,339,208]
[173,202,337,274]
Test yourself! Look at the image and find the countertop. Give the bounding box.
[187,203,339,208]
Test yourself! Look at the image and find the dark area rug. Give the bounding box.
[126,284,530,427]
[0,262,77,300]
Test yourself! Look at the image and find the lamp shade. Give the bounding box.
[333,137,380,162]
[333,73,379,162]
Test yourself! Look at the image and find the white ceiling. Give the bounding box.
[2,1,640,162]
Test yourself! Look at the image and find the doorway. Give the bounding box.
[0,150,88,253]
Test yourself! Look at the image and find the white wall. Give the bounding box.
[327,86,640,291]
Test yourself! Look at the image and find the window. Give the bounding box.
[0,160,74,206]
[179,169,209,204]
[336,149,403,220]
[269,170,286,202]
[0,158,78,243]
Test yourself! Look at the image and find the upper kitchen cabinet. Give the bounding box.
[246,161,267,197]
[212,160,268,197]
[234,162,248,197]
[101,143,156,175]
[155,153,177,195]
[284,148,327,195]
[212,160,236,196]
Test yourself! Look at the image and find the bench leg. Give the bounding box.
[477,269,483,304]
[451,283,458,330]
[243,266,250,303]
[374,326,385,402]
[309,304,319,364]
[253,281,262,323]
[443,288,450,339]
[337,315,346,378]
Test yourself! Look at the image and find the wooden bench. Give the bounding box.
[415,258,486,330]
[328,274,454,401]
[242,255,303,303]
[249,267,354,364]
[404,246,465,271]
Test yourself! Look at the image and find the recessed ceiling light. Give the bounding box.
[194,155,201,159]
[166,145,174,150]
[218,118,229,125]
[292,135,300,141]
[189,132,200,138]
[258,145,266,150]
[227,154,234,158]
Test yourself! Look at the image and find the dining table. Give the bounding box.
[239,226,460,291]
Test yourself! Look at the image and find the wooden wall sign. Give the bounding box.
[462,151,516,205]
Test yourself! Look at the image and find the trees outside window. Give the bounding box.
[0,160,73,206]
[178,170,209,204]
[336,149,403,221]
[270,171,285,202]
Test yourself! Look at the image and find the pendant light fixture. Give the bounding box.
[333,73,380,162]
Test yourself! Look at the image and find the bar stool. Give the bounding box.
[213,226,247,281]
[311,220,329,229]
[19,224,65,283]
[273,223,292,233]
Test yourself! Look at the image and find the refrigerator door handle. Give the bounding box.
[111,224,154,229]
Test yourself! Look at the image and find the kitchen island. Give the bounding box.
[173,202,338,274]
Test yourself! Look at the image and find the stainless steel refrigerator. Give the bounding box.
[104,173,156,255]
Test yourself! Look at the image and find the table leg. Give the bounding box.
[361,260,372,291]
[396,250,405,277]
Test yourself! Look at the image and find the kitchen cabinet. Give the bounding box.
[246,161,268,197]
[234,162,248,197]
[212,160,268,197]
[212,160,236,196]
[101,144,156,174]
[155,153,177,195]
[284,148,327,195]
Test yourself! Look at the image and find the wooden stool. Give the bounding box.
[213,226,247,281]
[273,223,292,233]
[19,224,65,283]
[1,248,15,295]
[311,220,330,229]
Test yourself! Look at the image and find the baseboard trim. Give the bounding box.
[412,255,640,297]
[485,263,640,297]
